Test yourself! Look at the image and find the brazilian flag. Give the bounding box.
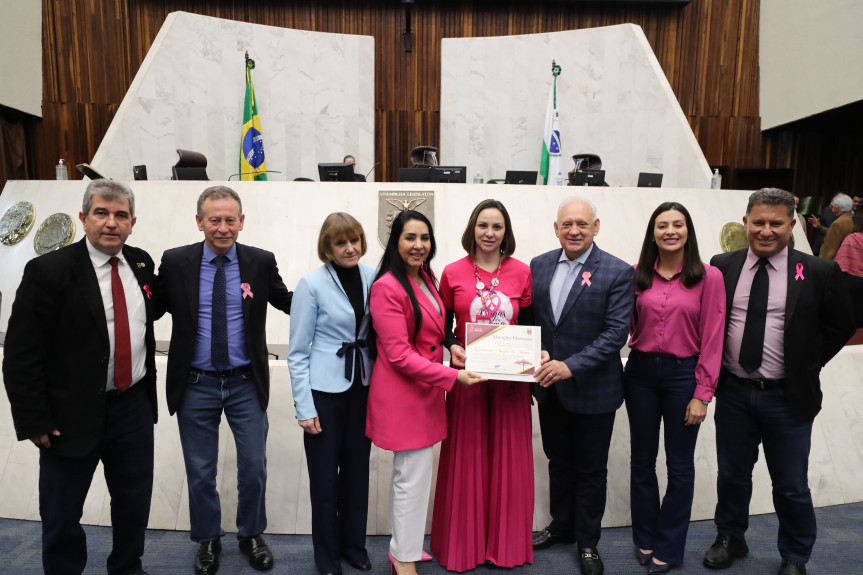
[240,56,267,181]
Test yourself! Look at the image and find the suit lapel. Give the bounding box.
[785,249,804,328]
[724,251,746,317]
[557,246,600,326]
[72,240,110,347]
[184,243,204,326]
[237,244,254,327]
[415,270,444,336]
[534,249,560,326]
[124,246,152,320]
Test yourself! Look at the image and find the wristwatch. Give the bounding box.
[700,399,710,406]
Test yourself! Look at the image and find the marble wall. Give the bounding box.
[90,11,376,182]
[440,24,712,189]
[2,180,861,536]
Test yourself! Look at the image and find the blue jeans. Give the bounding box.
[714,373,815,564]
[624,351,700,566]
[177,368,268,542]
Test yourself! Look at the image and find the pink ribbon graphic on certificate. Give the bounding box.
[794,263,804,280]
[241,283,254,299]
[581,271,592,287]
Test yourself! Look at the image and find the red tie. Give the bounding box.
[109,256,132,391]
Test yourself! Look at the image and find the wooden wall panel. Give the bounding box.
[2,0,858,203]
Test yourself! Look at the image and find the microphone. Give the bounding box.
[227,170,283,181]
[365,162,382,179]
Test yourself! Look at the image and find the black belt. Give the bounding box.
[732,374,785,390]
[336,339,367,383]
[193,365,252,378]
[106,381,145,401]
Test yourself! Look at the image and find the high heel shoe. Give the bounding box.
[388,552,417,575]
[420,550,432,562]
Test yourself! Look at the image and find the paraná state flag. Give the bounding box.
[540,63,563,185]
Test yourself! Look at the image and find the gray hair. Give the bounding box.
[82,180,136,217]
[196,186,243,219]
[833,193,853,213]
[746,188,795,219]
[557,196,598,221]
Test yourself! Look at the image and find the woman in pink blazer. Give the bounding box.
[366,210,484,575]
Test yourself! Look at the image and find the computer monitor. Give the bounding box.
[430,166,466,183]
[637,172,663,188]
[505,170,538,185]
[399,167,432,182]
[318,162,356,182]
[571,170,606,186]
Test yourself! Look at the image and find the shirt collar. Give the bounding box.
[202,242,237,264]
[558,243,594,267]
[85,237,124,268]
[745,245,788,272]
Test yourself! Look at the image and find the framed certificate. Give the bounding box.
[464,323,541,382]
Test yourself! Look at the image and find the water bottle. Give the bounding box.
[473,172,483,184]
[710,168,722,189]
[56,159,68,180]
[555,171,564,186]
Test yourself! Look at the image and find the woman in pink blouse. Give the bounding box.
[625,202,726,574]
[430,199,534,571]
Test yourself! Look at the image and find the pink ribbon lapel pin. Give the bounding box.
[142,285,152,299]
[794,263,805,281]
[581,271,592,287]
[241,283,254,299]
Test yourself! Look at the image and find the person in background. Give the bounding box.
[625,202,726,574]
[288,213,376,575]
[833,208,863,327]
[807,193,843,256]
[365,210,485,575]
[703,188,854,575]
[343,155,367,182]
[431,199,534,571]
[819,193,853,260]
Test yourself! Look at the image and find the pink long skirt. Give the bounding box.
[430,380,534,572]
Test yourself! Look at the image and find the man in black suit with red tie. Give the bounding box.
[3,180,157,575]
[704,188,855,575]
[154,186,292,575]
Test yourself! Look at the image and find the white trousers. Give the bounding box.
[389,446,434,561]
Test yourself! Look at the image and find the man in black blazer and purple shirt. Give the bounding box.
[530,197,635,575]
[704,188,854,575]
[4,181,157,575]
[154,186,292,575]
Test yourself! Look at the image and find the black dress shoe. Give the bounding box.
[239,535,275,571]
[703,535,749,569]
[532,527,575,550]
[343,556,372,571]
[578,548,604,575]
[195,539,222,575]
[778,559,807,575]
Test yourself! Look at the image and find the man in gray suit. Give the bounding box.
[530,197,636,575]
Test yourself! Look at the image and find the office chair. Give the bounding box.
[172,149,209,181]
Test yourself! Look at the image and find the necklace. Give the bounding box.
[474,260,503,318]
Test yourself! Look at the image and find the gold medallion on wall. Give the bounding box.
[34,213,76,255]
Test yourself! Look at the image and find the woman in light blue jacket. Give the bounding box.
[289,212,376,575]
